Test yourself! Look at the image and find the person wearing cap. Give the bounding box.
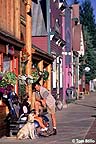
[34,82,57,135]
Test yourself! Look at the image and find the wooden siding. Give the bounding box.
[32,36,48,52]
[20,0,26,42]
[72,24,81,51]
[0,0,21,40]
[0,105,7,137]
[51,40,63,55]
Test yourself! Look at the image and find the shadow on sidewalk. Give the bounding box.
[83,119,96,143]
[74,102,96,109]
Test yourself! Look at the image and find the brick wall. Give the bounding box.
[0,104,7,138]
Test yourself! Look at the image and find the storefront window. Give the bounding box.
[3,56,10,73]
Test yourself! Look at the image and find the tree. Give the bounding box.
[80,0,96,83]
[83,27,96,83]
[80,0,96,49]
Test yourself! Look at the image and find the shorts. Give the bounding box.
[47,105,55,114]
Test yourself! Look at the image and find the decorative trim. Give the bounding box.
[0,29,25,49]
[20,15,26,26]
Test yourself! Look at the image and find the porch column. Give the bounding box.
[46,64,51,91]
[14,0,20,39]
[25,0,32,105]
[38,60,43,85]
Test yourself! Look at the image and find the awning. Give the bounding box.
[32,44,54,65]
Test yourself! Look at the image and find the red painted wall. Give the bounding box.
[32,36,48,52]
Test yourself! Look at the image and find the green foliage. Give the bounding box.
[0,71,17,88]
[32,70,40,83]
[80,1,96,83]
[0,79,7,88]
[18,84,26,101]
[43,70,49,81]
[80,0,95,25]
[79,55,86,79]
[32,64,49,83]
[80,0,96,48]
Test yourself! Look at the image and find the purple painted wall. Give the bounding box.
[62,6,72,102]
[50,0,62,34]
[50,0,63,100]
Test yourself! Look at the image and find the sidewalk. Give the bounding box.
[0,92,96,144]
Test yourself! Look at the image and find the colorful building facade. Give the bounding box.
[0,0,26,137]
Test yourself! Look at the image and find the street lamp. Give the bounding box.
[82,66,90,94]
[84,66,90,72]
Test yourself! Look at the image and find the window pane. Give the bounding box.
[3,56,10,73]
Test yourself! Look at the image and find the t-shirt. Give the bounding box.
[40,86,55,108]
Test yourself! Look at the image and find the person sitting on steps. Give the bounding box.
[34,82,57,135]
[20,93,51,137]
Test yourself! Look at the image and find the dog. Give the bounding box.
[17,113,35,139]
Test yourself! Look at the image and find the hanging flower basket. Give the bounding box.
[31,64,49,83]
[43,69,49,81]
[18,74,33,85]
[3,71,17,85]
[32,70,40,83]
[0,71,17,93]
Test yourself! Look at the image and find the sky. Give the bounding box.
[67,0,96,21]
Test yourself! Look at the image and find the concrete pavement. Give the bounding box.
[0,92,96,144]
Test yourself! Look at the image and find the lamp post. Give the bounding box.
[82,66,90,94]
[62,50,72,107]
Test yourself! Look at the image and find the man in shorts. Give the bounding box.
[34,82,57,135]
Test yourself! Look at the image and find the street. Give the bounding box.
[0,92,96,144]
